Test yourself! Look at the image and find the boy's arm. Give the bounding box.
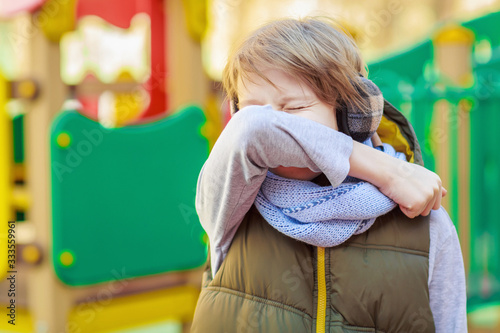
[349,141,445,218]
[197,105,445,274]
[428,208,468,332]
[196,105,353,273]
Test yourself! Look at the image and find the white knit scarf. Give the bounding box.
[254,140,407,247]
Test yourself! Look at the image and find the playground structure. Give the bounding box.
[0,1,214,332]
[0,0,499,332]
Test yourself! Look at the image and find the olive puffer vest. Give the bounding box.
[191,101,436,333]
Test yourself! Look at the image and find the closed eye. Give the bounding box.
[283,106,310,112]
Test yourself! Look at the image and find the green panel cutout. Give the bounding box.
[51,106,209,286]
[12,114,24,164]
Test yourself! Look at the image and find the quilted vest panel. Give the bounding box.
[191,206,434,333]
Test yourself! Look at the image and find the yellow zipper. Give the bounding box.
[316,247,326,333]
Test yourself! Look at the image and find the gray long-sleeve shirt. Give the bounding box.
[195,105,467,332]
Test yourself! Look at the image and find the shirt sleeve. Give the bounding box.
[428,208,468,332]
[195,105,354,274]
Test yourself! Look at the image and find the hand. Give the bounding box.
[348,141,446,219]
[378,160,447,218]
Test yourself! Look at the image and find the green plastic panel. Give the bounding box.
[464,11,500,48]
[368,41,432,86]
[51,106,209,286]
[368,41,434,167]
[468,92,500,309]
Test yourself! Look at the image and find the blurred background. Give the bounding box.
[0,0,499,332]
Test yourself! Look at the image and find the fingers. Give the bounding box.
[400,205,418,219]
[403,185,443,219]
[387,163,446,219]
[422,197,435,216]
[421,173,443,215]
[431,186,443,211]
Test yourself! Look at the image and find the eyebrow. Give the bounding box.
[238,99,261,107]
[279,95,311,104]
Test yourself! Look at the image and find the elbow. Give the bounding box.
[229,105,273,146]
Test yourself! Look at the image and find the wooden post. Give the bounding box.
[433,24,474,275]
[166,0,209,112]
[23,12,71,333]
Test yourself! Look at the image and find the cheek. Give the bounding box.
[270,166,321,181]
[295,111,337,130]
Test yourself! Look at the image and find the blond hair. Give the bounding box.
[223,17,368,113]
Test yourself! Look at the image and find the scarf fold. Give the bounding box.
[254,140,407,247]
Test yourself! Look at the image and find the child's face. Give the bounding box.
[237,67,338,181]
[237,67,338,130]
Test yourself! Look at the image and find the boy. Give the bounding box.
[192,17,466,332]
